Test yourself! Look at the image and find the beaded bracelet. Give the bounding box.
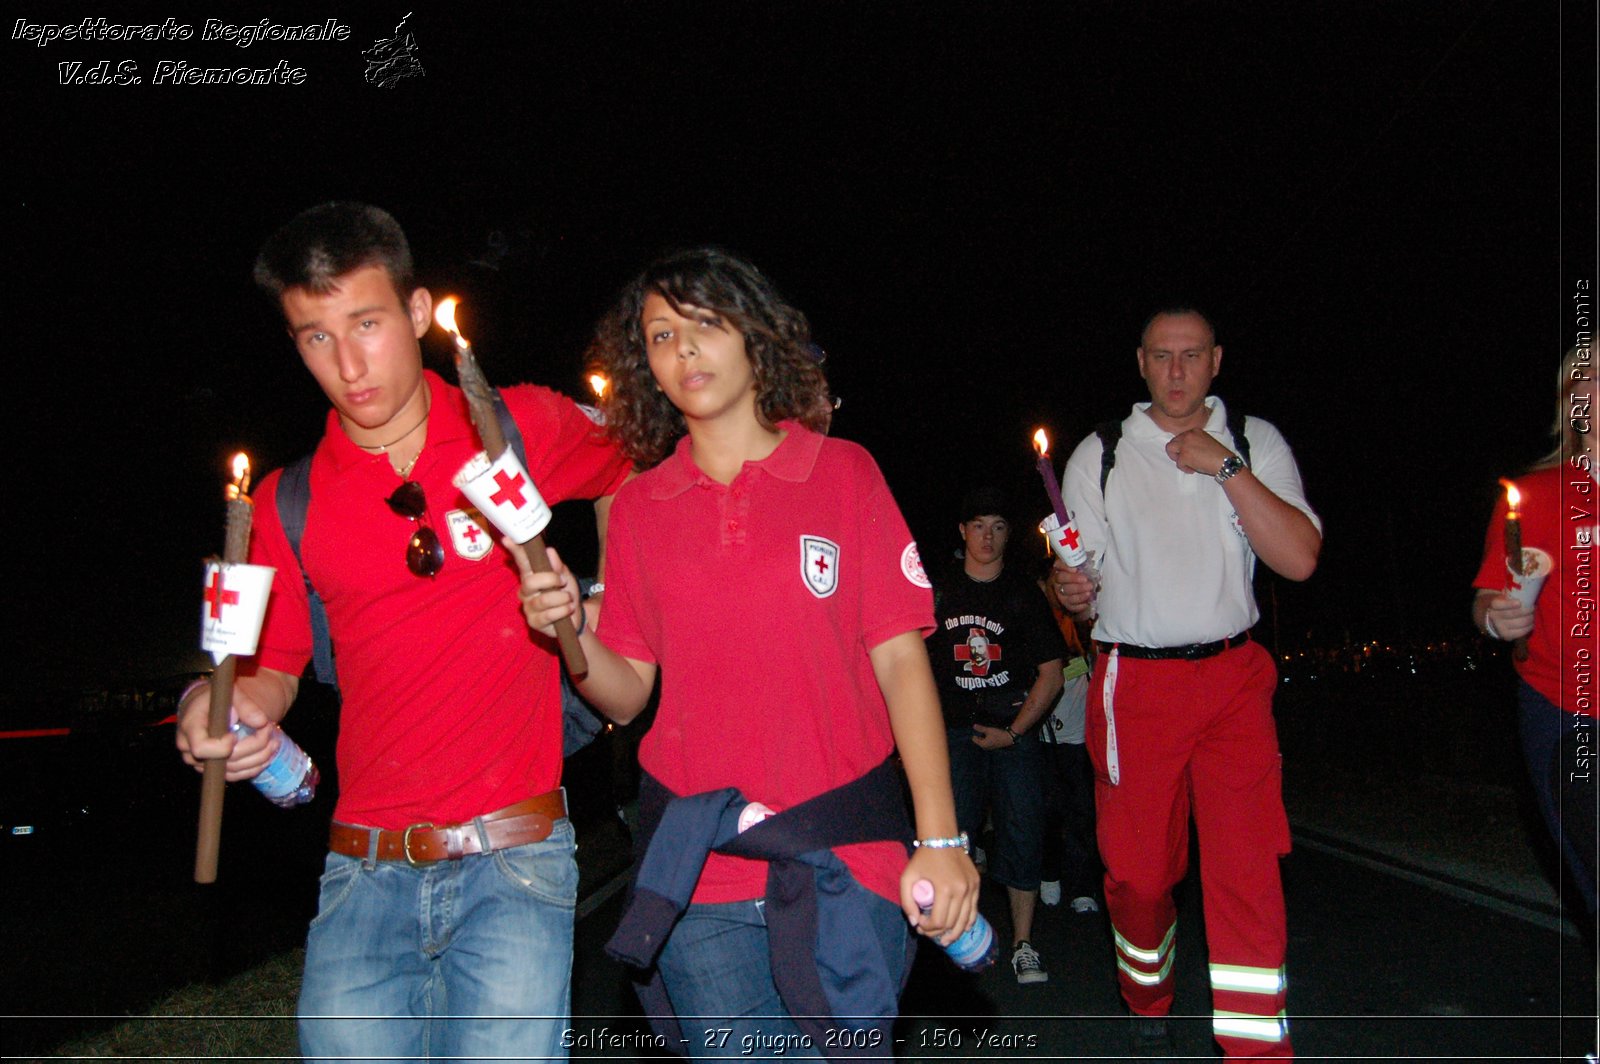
[912,831,970,853]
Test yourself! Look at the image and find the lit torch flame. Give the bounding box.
[228,452,251,501]
[1500,478,1521,517]
[434,297,468,347]
[1032,428,1050,457]
[588,374,609,399]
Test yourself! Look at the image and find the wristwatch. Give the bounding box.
[1214,455,1246,484]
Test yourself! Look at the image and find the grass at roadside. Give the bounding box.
[30,949,302,1061]
[16,805,636,1061]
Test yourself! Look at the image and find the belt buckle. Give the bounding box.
[402,822,436,866]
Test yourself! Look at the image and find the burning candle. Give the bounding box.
[1033,428,1089,570]
[1500,479,1531,662]
[588,374,609,400]
[223,452,252,557]
[1501,479,1523,577]
[1032,429,1069,526]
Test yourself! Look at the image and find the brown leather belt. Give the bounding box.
[328,790,566,865]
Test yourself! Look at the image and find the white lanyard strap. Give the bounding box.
[1102,648,1121,786]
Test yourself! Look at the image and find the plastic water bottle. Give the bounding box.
[913,879,997,972]
[229,719,319,808]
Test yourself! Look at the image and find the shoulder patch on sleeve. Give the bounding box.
[901,542,932,589]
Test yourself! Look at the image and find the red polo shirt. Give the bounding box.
[598,423,935,904]
[1473,459,1598,717]
[245,370,631,828]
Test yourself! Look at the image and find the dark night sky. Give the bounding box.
[4,2,1595,699]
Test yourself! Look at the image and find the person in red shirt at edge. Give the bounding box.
[175,202,631,1063]
[516,247,978,1059]
[1472,344,1597,917]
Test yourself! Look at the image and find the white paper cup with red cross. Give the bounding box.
[454,449,552,544]
[1040,512,1090,568]
[200,561,276,665]
[1505,547,1554,611]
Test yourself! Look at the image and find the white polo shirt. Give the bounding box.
[1062,397,1320,648]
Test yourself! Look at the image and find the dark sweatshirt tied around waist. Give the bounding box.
[606,756,915,1058]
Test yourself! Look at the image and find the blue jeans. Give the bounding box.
[297,819,578,1063]
[656,888,909,1061]
[1517,680,1598,914]
[947,727,1045,890]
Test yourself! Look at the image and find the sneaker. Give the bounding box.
[1129,1015,1173,1056]
[1010,940,1048,984]
[1039,880,1062,906]
[1070,895,1099,914]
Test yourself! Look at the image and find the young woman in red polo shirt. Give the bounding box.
[1472,344,1597,915]
[515,247,977,1056]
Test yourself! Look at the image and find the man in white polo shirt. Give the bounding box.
[1053,307,1321,1060]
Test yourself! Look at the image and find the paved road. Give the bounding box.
[3,712,1592,1060]
[567,837,1596,1061]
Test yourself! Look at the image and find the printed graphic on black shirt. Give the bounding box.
[948,616,1010,688]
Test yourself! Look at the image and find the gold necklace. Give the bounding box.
[347,395,430,478]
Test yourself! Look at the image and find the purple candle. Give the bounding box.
[1032,429,1069,525]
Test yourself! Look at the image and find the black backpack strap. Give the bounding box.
[276,453,338,688]
[1095,418,1123,496]
[1226,404,1251,468]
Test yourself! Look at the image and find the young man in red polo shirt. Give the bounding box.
[176,202,630,1062]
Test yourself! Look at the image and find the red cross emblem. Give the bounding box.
[204,569,240,620]
[1056,524,1081,552]
[488,469,528,509]
[445,508,495,561]
[953,629,1002,677]
[800,535,840,598]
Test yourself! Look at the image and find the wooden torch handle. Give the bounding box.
[519,533,588,675]
[193,654,237,883]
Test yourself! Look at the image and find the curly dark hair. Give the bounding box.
[587,247,834,469]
